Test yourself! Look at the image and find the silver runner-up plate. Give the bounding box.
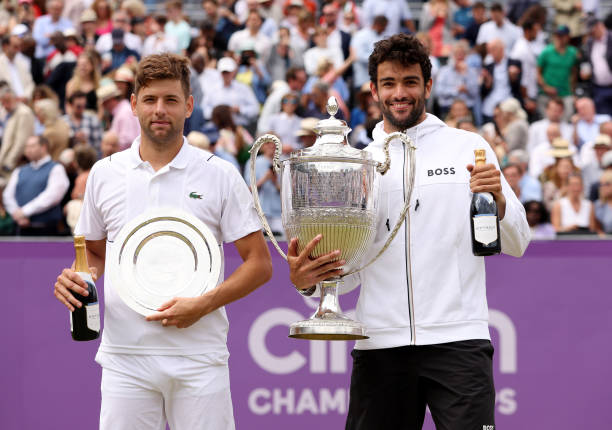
[108,208,221,316]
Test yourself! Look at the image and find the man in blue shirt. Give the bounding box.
[32,0,73,60]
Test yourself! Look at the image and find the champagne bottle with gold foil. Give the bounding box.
[71,236,100,341]
[470,150,501,256]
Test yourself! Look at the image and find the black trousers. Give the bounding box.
[345,340,495,430]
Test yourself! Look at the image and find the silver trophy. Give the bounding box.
[249,97,416,340]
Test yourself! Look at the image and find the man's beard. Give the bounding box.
[143,120,181,146]
[380,91,427,131]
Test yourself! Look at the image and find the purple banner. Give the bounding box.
[1,240,611,429]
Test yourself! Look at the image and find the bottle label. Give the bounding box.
[86,303,100,332]
[473,215,498,245]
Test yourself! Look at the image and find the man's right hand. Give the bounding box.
[54,267,98,312]
[288,234,345,291]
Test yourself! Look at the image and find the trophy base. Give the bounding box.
[289,314,368,340]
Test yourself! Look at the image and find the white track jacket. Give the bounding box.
[341,114,531,350]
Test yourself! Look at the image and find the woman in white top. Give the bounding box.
[551,173,597,233]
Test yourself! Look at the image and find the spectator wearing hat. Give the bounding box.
[202,57,260,129]
[164,1,191,54]
[143,15,178,58]
[102,28,140,74]
[2,135,70,236]
[572,97,611,149]
[0,84,36,182]
[0,34,34,100]
[581,120,612,168]
[476,3,522,51]
[582,134,612,198]
[95,9,142,56]
[63,28,84,56]
[581,16,612,116]
[350,14,387,92]
[32,0,74,60]
[537,25,578,120]
[294,116,318,148]
[542,139,580,211]
[228,9,273,65]
[62,90,103,153]
[530,125,579,179]
[113,66,134,100]
[97,82,140,150]
[594,169,612,234]
[79,9,99,48]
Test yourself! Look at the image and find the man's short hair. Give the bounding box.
[67,90,87,104]
[521,19,535,31]
[75,145,98,170]
[134,53,191,99]
[490,3,504,12]
[34,135,50,148]
[548,97,564,109]
[286,66,305,82]
[372,15,388,27]
[368,33,432,87]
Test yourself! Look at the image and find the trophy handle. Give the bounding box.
[348,132,417,275]
[248,134,288,260]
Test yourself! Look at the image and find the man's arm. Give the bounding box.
[54,238,106,311]
[20,163,69,218]
[146,231,273,328]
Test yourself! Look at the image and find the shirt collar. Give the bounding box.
[31,155,51,169]
[128,135,191,170]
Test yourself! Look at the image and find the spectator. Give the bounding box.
[44,31,78,78]
[0,184,15,235]
[475,3,522,51]
[95,9,142,56]
[529,126,579,179]
[419,0,453,59]
[0,84,35,182]
[79,9,99,49]
[582,17,612,116]
[62,91,103,153]
[451,0,473,40]
[580,120,612,168]
[113,66,134,101]
[542,145,579,211]
[244,137,282,235]
[464,1,486,47]
[502,162,523,199]
[202,57,259,129]
[303,80,345,120]
[34,98,70,160]
[550,0,583,43]
[527,97,573,154]
[267,92,303,152]
[294,116,318,148]
[64,143,97,233]
[361,0,414,37]
[32,0,74,61]
[289,9,315,63]
[228,9,272,65]
[100,130,119,158]
[202,0,241,53]
[572,97,610,149]
[236,46,272,105]
[143,15,179,58]
[236,0,278,39]
[210,104,253,170]
[186,130,211,151]
[65,50,101,111]
[506,0,539,24]
[551,173,596,234]
[509,19,542,119]
[257,66,307,135]
[91,0,112,36]
[480,39,522,123]
[164,0,191,54]
[537,25,578,120]
[2,135,69,236]
[266,26,300,82]
[0,34,34,100]
[102,28,140,75]
[191,51,221,102]
[594,169,612,234]
[582,134,612,199]
[320,3,351,61]
[443,99,473,128]
[96,81,140,151]
[507,148,543,201]
[498,97,528,152]
[436,39,480,118]
[303,26,344,77]
[524,200,556,239]
[350,15,387,92]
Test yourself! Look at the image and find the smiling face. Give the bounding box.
[371,61,432,133]
[131,79,193,148]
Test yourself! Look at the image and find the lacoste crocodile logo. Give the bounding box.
[189,192,203,199]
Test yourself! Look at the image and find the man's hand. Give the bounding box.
[288,234,345,291]
[466,163,506,220]
[54,267,99,312]
[145,296,208,328]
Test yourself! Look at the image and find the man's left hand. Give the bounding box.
[145,296,208,328]
[466,163,506,220]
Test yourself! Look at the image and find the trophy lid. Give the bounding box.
[292,96,372,161]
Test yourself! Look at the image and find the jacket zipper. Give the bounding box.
[403,136,416,345]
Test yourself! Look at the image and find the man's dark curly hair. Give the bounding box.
[368,34,432,87]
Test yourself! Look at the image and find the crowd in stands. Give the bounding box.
[0,0,611,238]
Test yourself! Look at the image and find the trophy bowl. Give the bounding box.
[249,97,415,340]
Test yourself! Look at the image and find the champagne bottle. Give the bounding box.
[470,150,501,256]
[71,236,100,341]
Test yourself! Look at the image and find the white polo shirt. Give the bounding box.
[75,137,262,357]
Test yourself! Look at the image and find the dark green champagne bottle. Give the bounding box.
[470,150,501,256]
[71,236,100,341]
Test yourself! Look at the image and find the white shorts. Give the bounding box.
[96,352,235,430]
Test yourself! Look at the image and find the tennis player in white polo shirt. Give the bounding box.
[53,53,273,430]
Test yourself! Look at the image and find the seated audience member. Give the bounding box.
[580,121,612,167]
[524,200,556,239]
[527,97,573,155]
[436,40,479,117]
[507,149,542,202]
[267,92,303,152]
[64,144,97,233]
[102,28,140,74]
[588,151,612,202]
[303,26,344,77]
[582,134,612,199]
[443,99,473,129]
[582,17,612,117]
[0,185,16,235]
[235,47,272,105]
[65,51,101,111]
[303,81,346,120]
[551,173,596,234]
[62,91,103,153]
[143,15,178,58]
[572,97,611,149]
[294,117,318,149]
[211,104,254,170]
[594,170,612,234]
[0,33,35,100]
[95,9,142,56]
[542,148,580,212]
[2,135,70,236]
[498,97,528,152]
[502,162,540,203]
[34,98,70,161]
[243,137,282,235]
[96,81,140,150]
[100,130,120,158]
[530,130,579,180]
[0,84,36,183]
